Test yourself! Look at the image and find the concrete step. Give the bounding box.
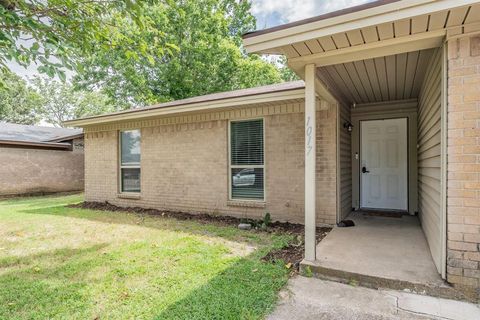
[300,259,478,303]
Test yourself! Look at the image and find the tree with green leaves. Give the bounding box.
[31,77,118,127]
[2,0,296,116]
[75,0,286,108]
[0,71,42,124]
[0,0,171,81]
[264,55,299,82]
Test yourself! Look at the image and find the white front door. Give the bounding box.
[360,118,408,211]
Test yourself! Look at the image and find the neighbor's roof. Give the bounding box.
[65,81,305,127]
[0,122,82,142]
[0,122,83,150]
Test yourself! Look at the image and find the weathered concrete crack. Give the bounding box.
[396,306,453,320]
[384,291,455,320]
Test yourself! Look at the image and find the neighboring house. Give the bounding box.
[66,0,480,293]
[0,122,84,196]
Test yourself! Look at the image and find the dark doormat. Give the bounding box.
[356,210,406,218]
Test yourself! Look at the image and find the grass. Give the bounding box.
[0,194,294,320]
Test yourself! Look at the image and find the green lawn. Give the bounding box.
[0,194,293,320]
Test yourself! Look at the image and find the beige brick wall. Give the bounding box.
[0,138,84,196]
[84,102,338,225]
[446,35,480,289]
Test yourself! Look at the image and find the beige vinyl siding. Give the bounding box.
[417,47,442,273]
[339,103,352,219]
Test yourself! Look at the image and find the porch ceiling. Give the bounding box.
[318,49,435,105]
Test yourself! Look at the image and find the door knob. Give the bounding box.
[362,166,370,173]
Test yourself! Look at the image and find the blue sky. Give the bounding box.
[251,0,373,29]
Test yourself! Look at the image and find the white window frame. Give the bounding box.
[228,118,265,202]
[119,129,141,194]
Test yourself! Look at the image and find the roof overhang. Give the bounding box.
[47,132,84,143]
[0,139,72,150]
[243,0,480,67]
[65,85,306,127]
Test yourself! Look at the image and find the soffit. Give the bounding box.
[277,5,479,59]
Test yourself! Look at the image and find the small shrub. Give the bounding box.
[302,266,313,278]
[240,212,271,230]
[348,279,359,287]
[262,212,271,229]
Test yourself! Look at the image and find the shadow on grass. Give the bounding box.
[0,243,108,270]
[20,204,290,250]
[0,239,288,319]
[4,200,293,318]
[153,256,288,320]
[0,192,83,207]
[0,244,109,319]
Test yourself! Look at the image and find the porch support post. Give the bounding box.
[304,63,317,261]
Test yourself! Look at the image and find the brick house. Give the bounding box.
[67,0,480,295]
[0,122,84,196]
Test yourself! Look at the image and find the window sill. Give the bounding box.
[117,193,141,200]
[227,200,266,208]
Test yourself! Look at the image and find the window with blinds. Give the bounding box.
[230,119,264,200]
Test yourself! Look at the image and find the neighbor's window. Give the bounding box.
[230,119,264,200]
[120,130,141,193]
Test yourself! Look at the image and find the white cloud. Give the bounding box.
[251,0,316,25]
[251,0,373,28]
[320,0,374,15]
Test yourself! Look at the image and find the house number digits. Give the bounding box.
[306,116,313,156]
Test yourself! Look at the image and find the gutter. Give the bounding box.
[65,86,305,127]
[0,139,72,150]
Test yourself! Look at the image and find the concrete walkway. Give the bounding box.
[267,276,480,320]
[314,214,443,286]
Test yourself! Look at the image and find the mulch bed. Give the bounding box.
[68,201,332,271]
[261,228,330,273]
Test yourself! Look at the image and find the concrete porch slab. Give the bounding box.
[300,213,470,300]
